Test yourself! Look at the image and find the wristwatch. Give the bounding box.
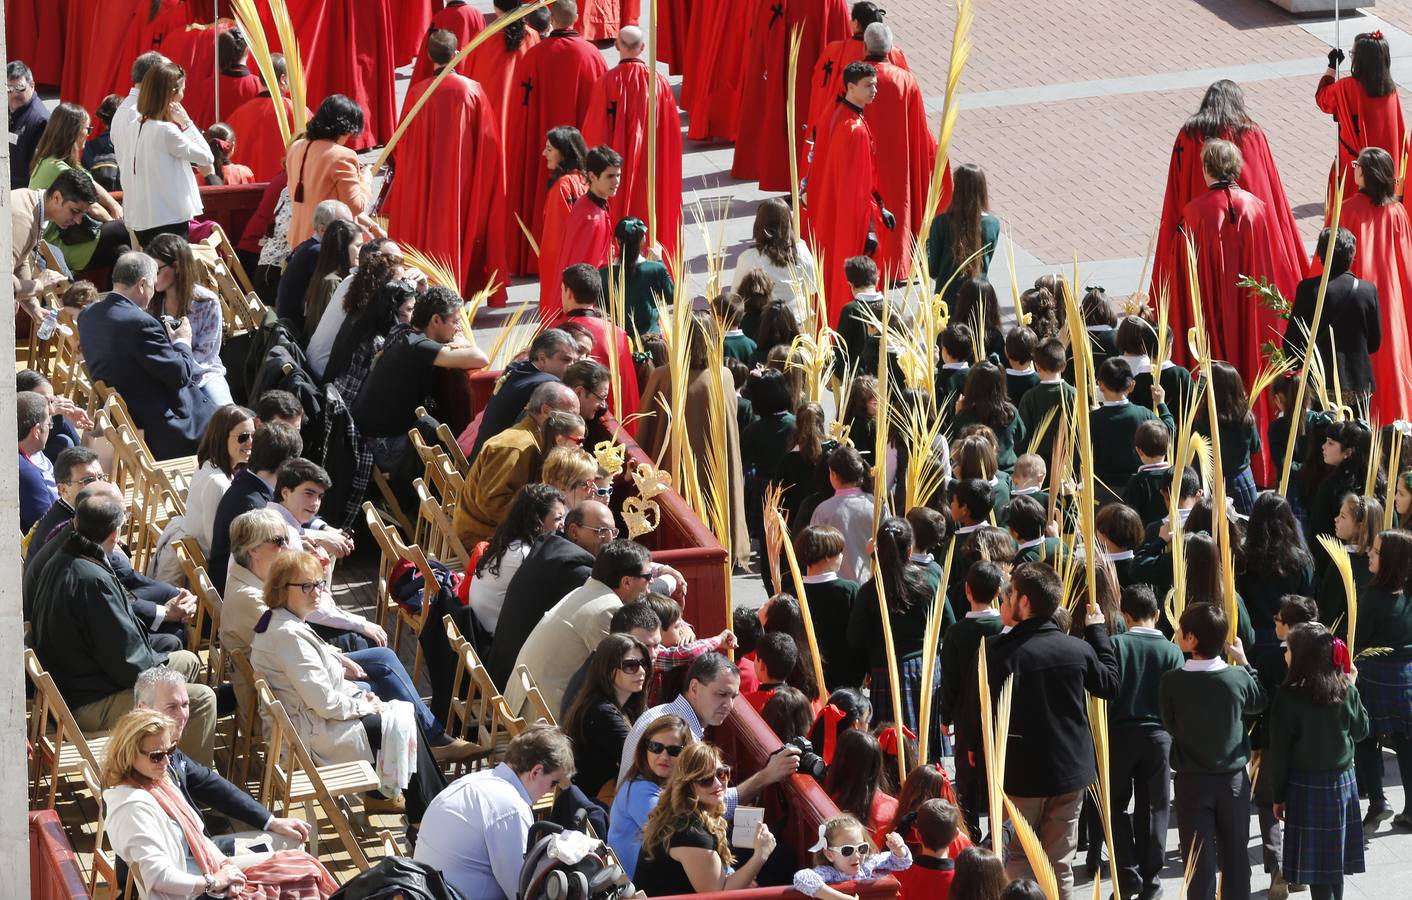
[203,872,218,896]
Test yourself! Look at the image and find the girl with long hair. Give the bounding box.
[326,278,418,401]
[807,686,873,765]
[732,197,817,323]
[779,400,838,524]
[129,62,213,243]
[951,278,1004,360]
[603,216,672,336]
[953,363,1025,472]
[1194,360,1262,515]
[538,125,589,307]
[822,730,897,847]
[312,246,405,381]
[926,164,999,301]
[468,483,566,635]
[302,218,361,337]
[608,715,694,879]
[891,765,971,854]
[751,298,803,366]
[26,102,127,271]
[950,846,1008,900]
[760,593,820,703]
[183,404,256,557]
[1183,530,1257,650]
[1317,494,1381,631]
[1080,285,1119,369]
[1266,622,1369,900]
[1240,492,1315,644]
[1353,529,1412,832]
[1395,469,1412,529]
[1305,420,1381,573]
[563,633,651,802]
[145,233,230,405]
[1317,31,1403,192]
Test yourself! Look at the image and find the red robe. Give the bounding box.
[502,30,609,276]
[1151,126,1309,339]
[549,193,614,321]
[190,67,262,129]
[1316,75,1406,194]
[576,0,641,41]
[860,58,940,282]
[539,172,590,310]
[680,0,752,141]
[806,101,883,325]
[60,0,99,105]
[582,58,683,266]
[805,35,907,152]
[731,0,850,192]
[657,0,692,73]
[110,0,195,99]
[466,24,541,158]
[5,0,47,87]
[290,0,398,150]
[1339,193,1412,421]
[72,0,144,111]
[224,93,306,183]
[385,73,508,306]
[394,0,435,67]
[409,1,487,86]
[562,309,641,422]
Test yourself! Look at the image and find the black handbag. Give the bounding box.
[56,213,102,245]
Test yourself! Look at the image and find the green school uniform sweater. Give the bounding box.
[1264,687,1369,802]
[1195,417,1261,478]
[1090,401,1174,493]
[1006,368,1040,406]
[1012,536,1067,566]
[1110,628,1186,730]
[1016,380,1076,466]
[740,411,795,480]
[1160,663,1267,773]
[1354,587,1412,661]
[935,363,970,405]
[952,407,1026,472]
[1121,464,1173,527]
[723,330,758,364]
[938,610,1004,725]
[1238,558,1314,629]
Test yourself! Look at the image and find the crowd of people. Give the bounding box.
[11,1,1412,900]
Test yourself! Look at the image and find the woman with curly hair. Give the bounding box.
[308,241,407,380]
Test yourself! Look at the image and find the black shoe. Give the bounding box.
[215,682,238,718]
[1364,802,1393,834]
[1393,812,1412,830]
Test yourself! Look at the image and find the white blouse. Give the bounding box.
[730,241,817,326]
[125,117,213,230]
[468,541,531,635]
[184,462,232,557]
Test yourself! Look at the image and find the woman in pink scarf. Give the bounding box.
[101,708,337,899]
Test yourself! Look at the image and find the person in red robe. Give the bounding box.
[804,1,907,152]
[466,0,544,146]
[291,0,397,150]
[656,0,692,73]
[224,54,309,183]
[576,0,640,41]
[410,0,486,85]
[73,0,146,112]
[1317,32,1406,196]
[806,62,893,325]
[858,24,939,283]
[1151,80,1309,363]
[560,262,641,419]
[731,0,850,192]
[188,28,262,129]
[548,146,622,323]
[680,0,752,141]
[581,27,682,267]
[1338,148,1412,421]
[394,0,435,68]
[503,0,609,275]
[385,31,508,306]
[539,127,591,310]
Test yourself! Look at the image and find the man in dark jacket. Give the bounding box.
[8,61,49,187]
[77,252,217,460]
[29,490,219,764]
[1284,225,1381,402]
[206,421,303,592]
[989,561,1120,898]
[469,327,579,462]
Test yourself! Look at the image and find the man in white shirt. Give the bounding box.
[111,51,168,175]
[414,725,575,900]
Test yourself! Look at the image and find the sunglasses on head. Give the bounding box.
[694,765,731,788]
[619,658,648,673]
[829,843,871,858]
[145,745,178,764]
[645,740,684,757]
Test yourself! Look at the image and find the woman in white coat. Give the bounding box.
[101,708,335,899]
[125,61,213,244]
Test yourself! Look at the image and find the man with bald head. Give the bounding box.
[582,24,682,264]
[453,380,580,546]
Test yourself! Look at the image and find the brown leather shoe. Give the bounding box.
[362,792,406,815]
[430,736,479,763]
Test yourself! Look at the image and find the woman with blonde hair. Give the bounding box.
[127,62,213,243]
[634,742,777,894]
[26,101,128,271]
[102,708,335,899]
[542,445,599,508]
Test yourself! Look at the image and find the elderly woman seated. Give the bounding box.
[250,550,474,818]
[102,708,336,899]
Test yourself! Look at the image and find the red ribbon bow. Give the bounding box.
[1370,30,1384,40]
[1332,638,1352,674]
[820,705,845,765]
[876,724,917,756]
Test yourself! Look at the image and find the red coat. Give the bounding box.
[1316,75,1406,193]
[861,58,942,282]
[191,67,262,130]
[409,1,486,86]
[291,0,398,150]
[71,0,144,111]
[681,0,752,141]
[806,102,883,325]
[576,0,641,41]
[224,94,307,183]
[549,193,614,321]
[465,24,540,153]
[503,30,609,275]
[561,309,641,422]
[1152,125,1308,343]
[806,36,908,151]
[393,0,435,67]
[582,59,684,266]
[731,0,850,191]
[1339,193,1412,421]
[385,73,508,305]
[539,172,590,311]
[656,0,692,73]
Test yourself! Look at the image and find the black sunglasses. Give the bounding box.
[145,745,178,764]
[235,431,255,444]
[694,765,731,787]
[645,740,684,757]
[619,658,648,673]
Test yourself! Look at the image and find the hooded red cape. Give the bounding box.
[548,194,615,321]
[385,73,508,306]
[1151,125,1309,333]
[224,94,307,183]
[731,0,850,191]
[1339,193,1412,421]
[190,67,262,130]
[288,0,397,150]
[581,58,683,266]
[1316,75,1406,194]
[503,30,609,276]
[5,0,59,88]
[465,23,541,150]
[805,35,907,151]
[806,101,883,325]
[539,172,590,310]
[409,2,487,86]
[576,0,641,41]
[680,0,752,141]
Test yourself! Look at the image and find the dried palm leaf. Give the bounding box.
[267,0,308,133]
[777,506,829,704]
[229,1,291,147]
[1318,535,1359,657]
[1386,427,1404,530]
[872,557,908,785]
[916,539,957,763]
[787,25,805,235]
[1366,418,1384,501]
[1087,694,1122,900]
[513,212,541,259]
[402,245,460,290]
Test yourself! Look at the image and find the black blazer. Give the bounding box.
[469,361,559,463]
[206,469,274,592]
[1285,271,1381,396]
[77,293,217,461]
[23,518,179,630]
[485,533,595,689]
[170,748,271,831]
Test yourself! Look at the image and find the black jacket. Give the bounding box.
[207,468,274,592]
[30,531,168,708]
[486,533,595,690]
[987,616,1119,798]
[24,514,179,628]
[170,748,271,831]
[470,361,559,463]
[1285,271,1380,396]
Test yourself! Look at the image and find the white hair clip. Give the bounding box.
[807,822,830,853]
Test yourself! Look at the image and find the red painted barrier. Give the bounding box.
[29,810,88,900]
[110,183,267,243]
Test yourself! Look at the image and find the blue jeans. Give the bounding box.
[347,646,446,741]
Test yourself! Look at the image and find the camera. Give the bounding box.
[782,736,826,780]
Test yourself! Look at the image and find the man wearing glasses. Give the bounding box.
[467,327,580,462]
[8,61,49,188]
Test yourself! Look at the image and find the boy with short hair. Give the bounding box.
[1090,357,1174,499]
[894,798,960,898]
[1016,337,1077,466]
[945,478,993,620]
[732,605,763,693]
[1160,603,1266,900]
[714,293,757,364]
[1095,502,1146,589]
[743,632,800,712]
[1004,325,1040,404]
[835,255,886,378]
[936,322,975,401]
[1110,584,1185,900]
[1007,494,1063,566]
[795,524,864,690]
[906,506,949,584]
[643,593,733,704]
[1122,420,1173,527]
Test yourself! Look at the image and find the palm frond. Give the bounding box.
[1317,535,1359,657]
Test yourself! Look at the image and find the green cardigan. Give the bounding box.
[1353,586,1412,660]
[1016,380,1076,466]
[926,212,1000,300]
[1090,401,1175,493]
[1263,686,1369,802]
[599,259,670,336]
[951,406,1026,472]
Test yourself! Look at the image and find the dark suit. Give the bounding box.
[274,236,321,329]
[468,360,559,463]
[77,292,217,460]
[206,469,274,593]
[1285,271,1381,397]
[486,533,595,690]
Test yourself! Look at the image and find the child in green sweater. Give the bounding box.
[715,292,758,364]
[795,525,865,691]
[936,322,974,406]
[1265,622,1369,900]
[953,361,1026,473]
[1110,584,1185,900]
[1161,603,1266,900]
[1090,357,1173,502]
[1315,493,1379,633]
[1004,326,1040,404]
[1120,420,1173,528]
[1095,502,1144,592]
[1016,338,1075,468]
[1352,529,1412,834]
[1007,494,1063,566]
[1194,361,1262,516]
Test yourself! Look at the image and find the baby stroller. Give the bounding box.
[517,819,636,900]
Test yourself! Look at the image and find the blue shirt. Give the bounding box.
[19,450,57,533]
[413,763,533,900]
[608,777,662,880]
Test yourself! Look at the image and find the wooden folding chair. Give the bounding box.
[434,421,470,475]
[510,664,558,727]
[371,466,415,538]
[78,759,136,900]
[255,679,379,870]
[362,502,403,633]
[24,649,109,809]
[440,616,498,774]
[181,560,226,688]
[413,478,469,568]
[226,651,264,792]
[173,536,209,588]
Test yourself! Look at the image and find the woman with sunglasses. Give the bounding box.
[250,550,472,818]
[102,708,336,899]
[609,714,694,878]
[563,633,652,804]
[635,742,777,894]
[542,445,601,508]
[182,404,256,560]
[26,101,129,272]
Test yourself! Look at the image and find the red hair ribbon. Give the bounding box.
[1332,638,1352,674]
[820,705,845,765]
[1370,30,1385,40]
[932,762,958,803]
[876,724,917,756]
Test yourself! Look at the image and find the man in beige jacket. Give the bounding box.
[12,167,96,318]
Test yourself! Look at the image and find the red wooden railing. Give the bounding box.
[28,810,88,900]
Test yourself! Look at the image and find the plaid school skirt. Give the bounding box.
[1281,768,1364,885]
[1227,466,1258,517]
[1357,657,1412,737]
[870,656,951,759]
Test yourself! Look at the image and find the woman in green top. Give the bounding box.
[1239,493,1314,647]
[1353,530,1412,832]
[27,102,127,272]
[952,361,1025,472]
[600,216,671,337]
[1266,622,1369,899]
[925,163,999,301]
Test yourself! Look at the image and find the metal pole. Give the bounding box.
[213,0,221,123]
